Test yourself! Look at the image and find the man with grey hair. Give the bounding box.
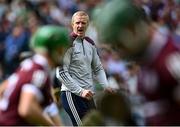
[56,11,111,126]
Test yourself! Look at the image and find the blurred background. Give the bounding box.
[0,0,179,126]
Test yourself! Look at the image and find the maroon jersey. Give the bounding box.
[138,35,180,125]
[0,54,53,125]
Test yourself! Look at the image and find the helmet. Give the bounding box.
[94,0,144,44]
[30,25,70,66]
[94,0,150,60]
[30,25,69,52]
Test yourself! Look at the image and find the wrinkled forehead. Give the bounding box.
[72,15,89,23]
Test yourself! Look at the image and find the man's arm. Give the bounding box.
[92,46,114,93]
[92,46,108,88]
[18,84,54,126]
[0,80,8,98]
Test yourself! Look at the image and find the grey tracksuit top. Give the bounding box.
[56,33,108,96]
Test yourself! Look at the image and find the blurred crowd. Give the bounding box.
[0,0,180,126]
[0,0,103,80]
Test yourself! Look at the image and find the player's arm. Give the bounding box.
[166,52,180,105]
[18,84,54,126]
[43,102,62,126]
[0,80,8,97]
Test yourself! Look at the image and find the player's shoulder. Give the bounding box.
[20,57,45,72]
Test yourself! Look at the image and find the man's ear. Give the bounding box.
[70,23,74,31]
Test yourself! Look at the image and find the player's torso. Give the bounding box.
[0,58,52,125]
[138,39,180,125]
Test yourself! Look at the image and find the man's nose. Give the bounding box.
[79,23,83,27]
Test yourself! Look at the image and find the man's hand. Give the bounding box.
[81,90,94,100]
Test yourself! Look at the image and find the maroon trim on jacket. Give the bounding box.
[70,32,95,46]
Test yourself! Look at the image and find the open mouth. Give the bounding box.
[78,29,83,32]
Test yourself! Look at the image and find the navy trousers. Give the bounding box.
[61,91,96,126]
